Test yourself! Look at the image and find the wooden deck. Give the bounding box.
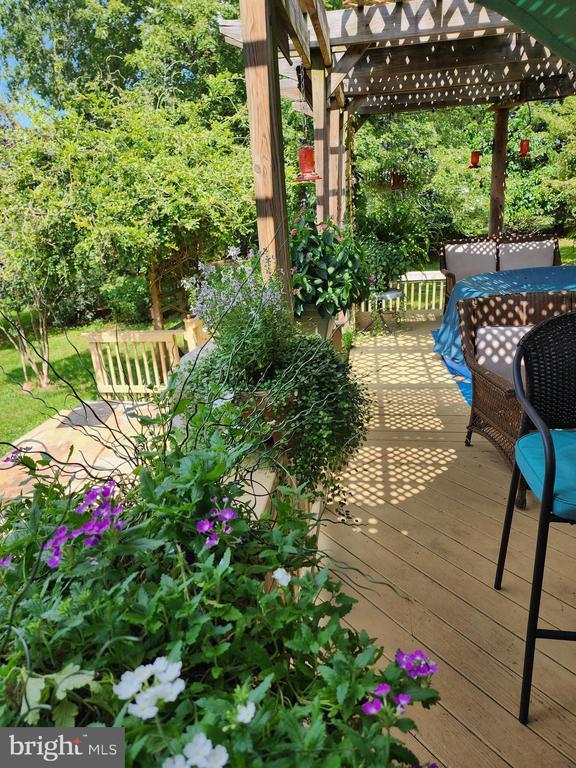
[321,321,576,768]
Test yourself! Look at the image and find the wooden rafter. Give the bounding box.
[343,35,555,79]
[299,0,332,67]
[276,0,312,67]
[344,59,570,96]
[350,71,576,112]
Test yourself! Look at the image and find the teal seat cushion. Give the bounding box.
[516,430,576,519]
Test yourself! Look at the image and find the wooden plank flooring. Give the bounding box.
[321,321,576,768]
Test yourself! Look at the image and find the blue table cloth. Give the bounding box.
[433,265,576,376]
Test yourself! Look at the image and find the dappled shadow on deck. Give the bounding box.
[321,321,576,768]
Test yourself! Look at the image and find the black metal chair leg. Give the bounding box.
[495,463,520,590]
[465,428,472,447]
[515,476,527,510]
[519,508,551,725]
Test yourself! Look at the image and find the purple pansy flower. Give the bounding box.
[361,698,382,716]
[0,555,15,571]
[205,533,219,549]
[393,693,412,713]
[219,508,237,523]
[196,519,214,534]
[396,649,437,679]
[374,683,391,698]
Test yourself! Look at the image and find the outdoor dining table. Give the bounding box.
[433,264,576,377]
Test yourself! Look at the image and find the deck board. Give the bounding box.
[321,322,576,768]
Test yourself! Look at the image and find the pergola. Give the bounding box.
[220,0,576,304]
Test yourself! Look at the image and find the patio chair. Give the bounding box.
[494,312,576,724]
[457,291,575,507]
[441,237,498,303]
[441,235,561,308]
[498,234,561,271]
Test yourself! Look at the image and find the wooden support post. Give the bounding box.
[328,105,341,222]
[311,50,329,223]
[489,106,510,238]
[149,260,164,330]
[240,0,293,313]
[339,110,349,225]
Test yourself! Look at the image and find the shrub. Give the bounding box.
[290,208,369,318]
[101,274,152,324]
[182,254,369,493]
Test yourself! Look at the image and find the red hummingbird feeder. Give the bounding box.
[468,150,481,169]
[519,139,530,157]
[295,145,321,183]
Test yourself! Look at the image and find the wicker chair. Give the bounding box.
[441,234,561,305]
[457,291,576,507]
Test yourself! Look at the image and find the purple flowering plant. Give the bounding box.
[358,647,439,763]
[182,250,294,384]
[42,480,125,569]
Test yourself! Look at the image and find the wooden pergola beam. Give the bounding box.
[311,1,518,47]
[300,0,332,67]
[344,34,554,79]
[489,106,509,237]
[312,50,330,221]
[330,44,371,94]
[277,0,312,68]
[349,72,576,112]
[344,59,570,96]
[219,2,519,52]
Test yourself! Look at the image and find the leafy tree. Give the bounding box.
[0,0,146,107]
[0,87,255,386]
[0,0,243,108]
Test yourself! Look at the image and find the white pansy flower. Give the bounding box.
[127,694,158,720]
[133,663,155,684]
[153,656,170,674]
[183,733,213,767]
[203,745,229,768]
[236,701,256,724]
[162,755,187,768]
[272,567,291,587]
[112,671,142,700]
[156,661,182,684]
[153,678,186,703]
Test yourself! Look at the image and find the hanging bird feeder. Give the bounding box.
[294,66,321,184]
[519,139,530,157]
[295,145,321,183]
[469,150,481,169]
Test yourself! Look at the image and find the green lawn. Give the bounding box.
[0,325,101,446]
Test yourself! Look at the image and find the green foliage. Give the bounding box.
[0,1,243,108]
[290,207,370,318]
[0,88,255,345]
[272,334,370,491]
[181,259,369,492]
[0,391,438,767]
[354,98,576,261]
[101,275,151,324]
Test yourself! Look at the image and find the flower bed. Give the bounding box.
[0,252,439,766]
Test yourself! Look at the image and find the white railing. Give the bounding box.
[358,270,446,314]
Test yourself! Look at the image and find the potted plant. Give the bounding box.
[289,208,369,335]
